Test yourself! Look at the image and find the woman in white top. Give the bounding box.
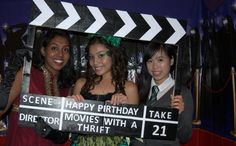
[132,42,193,146]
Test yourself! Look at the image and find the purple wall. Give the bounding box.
[1,0,235,33]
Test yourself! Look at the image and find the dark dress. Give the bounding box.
[80,89,114,102]
[71,88,129,146]
[5,67,69,146]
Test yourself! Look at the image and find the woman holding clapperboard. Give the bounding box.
[71,35,139,146]
[131,42,193,146]
[0,29,76,146]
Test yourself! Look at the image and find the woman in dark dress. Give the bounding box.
[72,35,139,146]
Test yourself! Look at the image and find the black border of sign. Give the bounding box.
[18,0,186,140]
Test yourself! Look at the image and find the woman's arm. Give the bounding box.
[73,78,86,94]
[124,81,139,105]
[109,81,139,105]
[71,78,86,101]
[0,68,23,117]
[177,87,194,144]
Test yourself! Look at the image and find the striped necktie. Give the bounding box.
[149,85,159,101]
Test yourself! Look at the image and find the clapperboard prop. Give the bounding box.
[19,94,179,140]
[18,0,187,141]
[29,0,186,44]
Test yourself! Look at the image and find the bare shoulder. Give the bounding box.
[124,80,139,104]
[15,67,24,82]
[73,78,86,94]
[76,78,86,85]
[16,67,23,75]
[124,80,137,89]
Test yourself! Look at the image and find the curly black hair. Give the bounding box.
[82,36,128,94]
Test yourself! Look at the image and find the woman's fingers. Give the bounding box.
[171,95,184,114]
[109,93,128,105]
[71,94,84,102]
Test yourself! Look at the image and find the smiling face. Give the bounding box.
[41,35,70,75]
[88,42,112,78]
[146,49,174,85]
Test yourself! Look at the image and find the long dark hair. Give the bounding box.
[137,42,176,104]
[83,36,128,94]
[33,29,76,88]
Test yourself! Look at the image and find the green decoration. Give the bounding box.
[102,35,121,47]
[88,34,121,47]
